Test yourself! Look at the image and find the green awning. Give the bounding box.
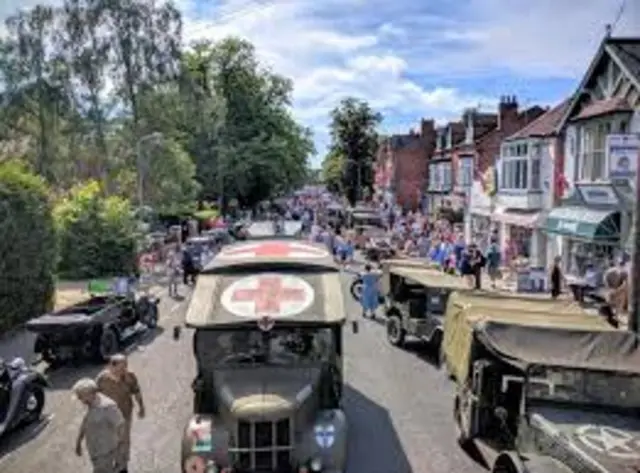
[543,206,620,241]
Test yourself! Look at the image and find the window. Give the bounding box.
[458,157,473,187]
[531,159,541,190]
[578,122,608,181]
[428,163,439,190]
[442,162,452,189]
[620,121,628,133]
[501,159,529,190]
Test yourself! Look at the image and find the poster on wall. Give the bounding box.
[608,134,639,180]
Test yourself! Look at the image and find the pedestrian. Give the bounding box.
[549,255,563,299]
[96,354,146,473]
[73,378,125,473]
[470,245,485,290]
[360,263,381,318]
[485,237,502,289]
[168,246,182,298]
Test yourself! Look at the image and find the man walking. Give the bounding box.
[96,354,146,473]
[73,378,125,473]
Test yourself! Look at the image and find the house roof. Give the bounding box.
[506,100,571,140]
[571,96,633,121]
[557,36,640,131]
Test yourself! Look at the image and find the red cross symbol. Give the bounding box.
[221,241,325,259]
[231,275,307,314]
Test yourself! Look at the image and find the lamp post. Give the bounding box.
[136,132,163,207]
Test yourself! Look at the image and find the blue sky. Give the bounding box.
[3,0,640,167]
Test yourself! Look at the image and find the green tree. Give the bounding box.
[321,148,345,193]
[0,161,57,330]
[328,97,381,204]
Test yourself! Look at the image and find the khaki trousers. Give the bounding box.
[115,418,132,470]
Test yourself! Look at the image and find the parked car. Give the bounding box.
[25,279,159,365]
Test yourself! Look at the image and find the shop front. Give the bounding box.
[491,208,547,267]
[542,183,630,275]
[466,180,498,250]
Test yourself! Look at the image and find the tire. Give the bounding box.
[454,393,472,449]
[350,279,363,301]
[97,328,119,362]
[386,315,406,347]
[22,386,45,424]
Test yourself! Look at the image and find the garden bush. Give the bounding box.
[0,162,57,330]
[55,181,138,279]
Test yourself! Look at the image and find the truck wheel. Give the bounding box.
[454,394,472,449]
[98,328,119,361]
[386,316,406,347]
[23,386,45,424]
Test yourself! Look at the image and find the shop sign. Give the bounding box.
[556,219,579,234]
[607,134,638,180]
[576,184,619,207]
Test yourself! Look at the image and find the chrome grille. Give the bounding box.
[231,418,293,472]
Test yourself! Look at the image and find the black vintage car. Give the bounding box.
[174,239,356,473]
[0,357,48,437]
[442,290,637,473]
[25,279,159,365]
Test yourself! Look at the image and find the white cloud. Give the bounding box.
[2,0,639,164]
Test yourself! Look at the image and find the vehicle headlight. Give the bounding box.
[310,457,322,472]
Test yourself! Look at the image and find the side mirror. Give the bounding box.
[351,320,359,334]
[173,325,182,340]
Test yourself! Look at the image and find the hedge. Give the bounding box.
[0,162,57,330]
[54,181,138,279]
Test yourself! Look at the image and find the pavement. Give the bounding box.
[0,266,486,473]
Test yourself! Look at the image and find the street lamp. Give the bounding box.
[136,132,163,207]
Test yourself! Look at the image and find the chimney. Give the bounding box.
[498,95,519,131]
[420,118,435,137]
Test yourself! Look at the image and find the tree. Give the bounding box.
[321,148,345,193]
[328,97,381,204]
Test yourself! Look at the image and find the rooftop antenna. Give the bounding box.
[605,23,612,38]
[611,0,627,34]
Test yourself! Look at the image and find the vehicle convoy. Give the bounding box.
[0,357,48,437]
[348,209,385,250]
[441,291,639,473]
[25,278,159,365]
[380,260,469,357]
[175,239,355,473]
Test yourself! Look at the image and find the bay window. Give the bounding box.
[458,157,473,187]
[530,158,541,190]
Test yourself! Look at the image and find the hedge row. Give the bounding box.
[0,162,57,331]
[0,165,139,329]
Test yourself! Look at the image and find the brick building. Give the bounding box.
[374,119,436,209]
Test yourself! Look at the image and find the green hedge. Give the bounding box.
[0,162,57,330]
[55,181,138,279]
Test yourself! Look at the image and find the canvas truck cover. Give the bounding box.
[185,271,345,328]
[203,240,338,272]
[443,291,620,383]
[384,260,470,290]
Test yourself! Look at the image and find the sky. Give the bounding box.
[1,0,640,167]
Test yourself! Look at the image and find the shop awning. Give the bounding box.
[492,208,540,228]
[543,206,620,241]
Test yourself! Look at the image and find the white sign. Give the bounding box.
[608,134,639,179]
[557,220,579,233]
[217,241,329,260]
[575,425,640,459]
[577,184,619,206]
[220,273,314,318]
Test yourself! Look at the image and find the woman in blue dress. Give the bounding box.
[360,263,381,318]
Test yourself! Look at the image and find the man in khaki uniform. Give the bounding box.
[73,378,124,473]
[96,354,146,473]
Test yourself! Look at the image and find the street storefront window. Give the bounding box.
[508,226,532,259]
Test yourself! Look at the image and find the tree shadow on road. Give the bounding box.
[344,384,413,473]
[0,413,52,459]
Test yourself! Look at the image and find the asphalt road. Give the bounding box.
[0,271,485,473]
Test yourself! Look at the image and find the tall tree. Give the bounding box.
[320,148,344,194]
[328,97,381,204]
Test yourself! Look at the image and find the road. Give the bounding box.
[0,271,484,473]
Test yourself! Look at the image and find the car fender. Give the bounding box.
[3,373,41,430]
[296,408,347,471]
[492,451,526,473]
[522,455,574,473]
[180,415,231,470]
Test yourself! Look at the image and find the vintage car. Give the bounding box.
[175,239,355,473]
[381,260,469,358]
[185,235,218,271]
[440,291,640,473]
[25,278,159,365]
